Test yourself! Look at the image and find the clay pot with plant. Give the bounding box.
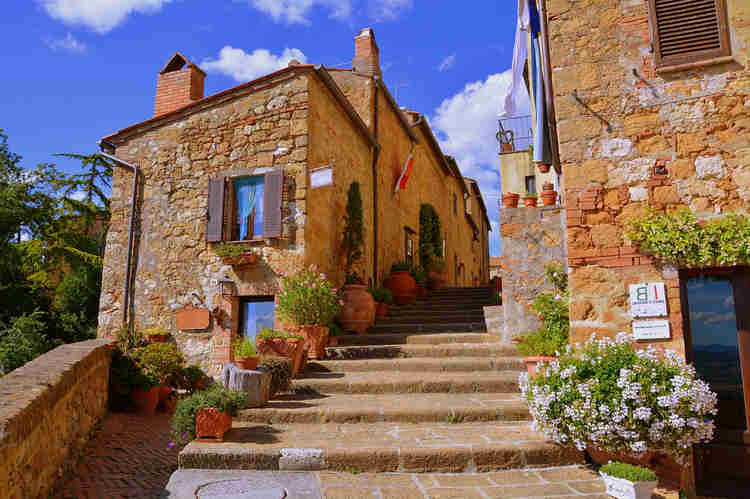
[385,261,417,305]
[538,163,551,173]
[143,327,169,343]
[411,267,428,297]
[523,192,538,208]
[425,256,447,291]
[327,322,342,347]
[339,271,376,335]
[129,343,185,405]
[255,329,306,377]
[502,193,520,208]
[234,337,259,370]
[182,365,208,392]
[213,242,258,266]
[540,183,557,206]
[370,286,394,319]
[276,265,341,360]
[171,385,245,444]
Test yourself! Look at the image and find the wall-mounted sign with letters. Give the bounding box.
[632,319,671,341]
[629,282,667,318]
[310,166,333,188]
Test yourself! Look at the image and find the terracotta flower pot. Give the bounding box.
[523,197,538,208]
[540,190,557,206]
[148,334,168,343]
[500,142,513,152]
[339,284,376,335]
[427,271,446,291]
[256,337,305,378]
[235,357,259,370]
[386,271,417,305]
[524,356,557,379]
[221,253,258,266]
[328,336,339,347]
[538,163,551,173]
[502,193,520,208]
[287,325,329,360]
[162,396,178,414]
[158,384,173,403]
[195,407,232,442]
[376,302,389,318]
[417,285,427,297]
[130,386,160,415]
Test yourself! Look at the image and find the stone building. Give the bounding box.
[521,0,750,493]
[96,29,490,371]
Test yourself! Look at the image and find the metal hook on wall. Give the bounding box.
[571,89,613,133]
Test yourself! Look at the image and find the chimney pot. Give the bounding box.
[353,27,381,77]
[154,52,206,117]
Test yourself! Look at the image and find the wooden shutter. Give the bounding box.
[206,177,224,242]
[262,170,283,238]
[649,0,731,68]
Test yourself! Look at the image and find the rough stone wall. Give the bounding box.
[499,206,566,342]
[306,74,375,285]
[0,339,112,499]
[99,73,310,370]
[546,0,750,352]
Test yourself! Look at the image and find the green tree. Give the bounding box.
[419,204,442,268]
[341,182,364,270]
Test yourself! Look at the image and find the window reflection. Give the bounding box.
[240,299,275,343]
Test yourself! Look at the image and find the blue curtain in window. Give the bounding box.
[241,301,275,342]
[234,177,262,239]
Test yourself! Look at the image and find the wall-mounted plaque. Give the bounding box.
[629,282,667,318]
[633,319,671,341]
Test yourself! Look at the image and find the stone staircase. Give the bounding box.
[179,287,582,473]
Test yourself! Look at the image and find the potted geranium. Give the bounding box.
[515,263,569,378]
[599,462,658,499]
[523,191,538,207]
[130,343,185,406]
[143,327,170,343]
[502,192,520,208]
[171,385,245,444]
[370,286,394,318]
[255,328,306,377]
[339,270,376,335]
[520,333,718,471]
[234,337,259,370]
[258,356,292,399]
[277,265,341,359]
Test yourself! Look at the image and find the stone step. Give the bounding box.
[380,311,486,322]
[326,342,518,360]
[369,322,487,333]
[293,371,521,394]
[236,393,531,424]
[307,356,524,374]
[335,332,500,346]
[179,422,583,473]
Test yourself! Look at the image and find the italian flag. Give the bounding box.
[394,153,414,194]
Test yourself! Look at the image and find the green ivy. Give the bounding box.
[516,263,569,357]
[626,209,750,267]
[600,462,658,483]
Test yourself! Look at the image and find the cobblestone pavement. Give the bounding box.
[53,412,182,499]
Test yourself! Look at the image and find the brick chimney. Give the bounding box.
[154,52,206,117]
[353,28,381,77]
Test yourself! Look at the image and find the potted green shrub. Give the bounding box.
[255,328,306,378]
[213,242,258,266]
[234,337,259,370]
[385,261,417,305]
[130,343,185,405]
[171,385,245,443]
[128,364,160,415]
[110,349,159,414]
[182,364,208,392]
[258,355,292,399]
[515,263,568,377]
[340,270,376,335]
[143,327,169,343]
[522,191,538,207]
[599,462,658,499]
[370,286,394,318]
[540,182,557,206]
[327,321,343,347]
[425,254,447,291]
[412,267,428,297]
[502,192,520,208]
[277,265,341,359]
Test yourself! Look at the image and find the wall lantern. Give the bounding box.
[219,276,237,297]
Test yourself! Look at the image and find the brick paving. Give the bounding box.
[53,412,182,499]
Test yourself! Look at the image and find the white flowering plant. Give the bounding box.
[520,333,717,464]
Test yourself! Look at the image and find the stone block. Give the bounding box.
[221,364,271,408]
[558,117,601,141]
[624,113,660,137]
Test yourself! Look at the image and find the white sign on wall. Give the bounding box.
[310,166,333,188]
[633,319,671,341]
[629,282,667,318]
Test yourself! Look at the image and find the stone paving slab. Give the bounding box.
[336,333,499,346]
[237,392,529,424]
[308,356,525,373]
[293,371,521,394]
[165,470,321,498]
[326,343,519,360]
[179,422,583,472]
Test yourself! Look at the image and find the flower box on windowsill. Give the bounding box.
[600,472,657,499]
[221,253,259,266]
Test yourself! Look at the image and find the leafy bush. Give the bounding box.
[341,182,364,270]
[130,343,184,385]
[411,267,428,286]
[419,204,442,268]
[370,286,393,304]
[257,328,302,341]
[327,321,343,338]
[600,462,658,483]
[182,365,207,385]
[345,270,364,285]
[390,261,411,272]
[54,265,101,321]
[277,265,341,326]
[143,327,168,337]
[234,337,257,358]
[171,385,246,444]
[0,311,49,376]
[425,251,446,274]
[520,333,717,464]
[116,324,145,353]
[258,355,292,396]
[110,349,158,390]
[516,262,569,357]
[626,209,750,267]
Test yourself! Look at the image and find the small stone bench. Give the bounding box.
[221,364,271,408]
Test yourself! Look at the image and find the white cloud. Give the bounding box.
[245,0,412,24]
[39,0,172,34]
[431,70,530,257]
[369,0,412,21]
[45,33,87,53]
[201,46,308,82]
[69,190,87,201]
[438,54,456,72]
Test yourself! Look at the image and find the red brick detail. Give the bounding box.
[155,67,205,117]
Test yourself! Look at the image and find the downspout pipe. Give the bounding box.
[371,78,380,283]
[98,143,138,330]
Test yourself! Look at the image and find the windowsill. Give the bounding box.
[656,55,736,74]
[224,238,266,244]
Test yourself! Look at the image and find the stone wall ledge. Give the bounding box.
[0,338,112,444]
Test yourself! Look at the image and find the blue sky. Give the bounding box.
[2,1,529,256]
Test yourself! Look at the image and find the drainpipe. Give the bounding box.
[371,78,380,282]
[98,143,138,330]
